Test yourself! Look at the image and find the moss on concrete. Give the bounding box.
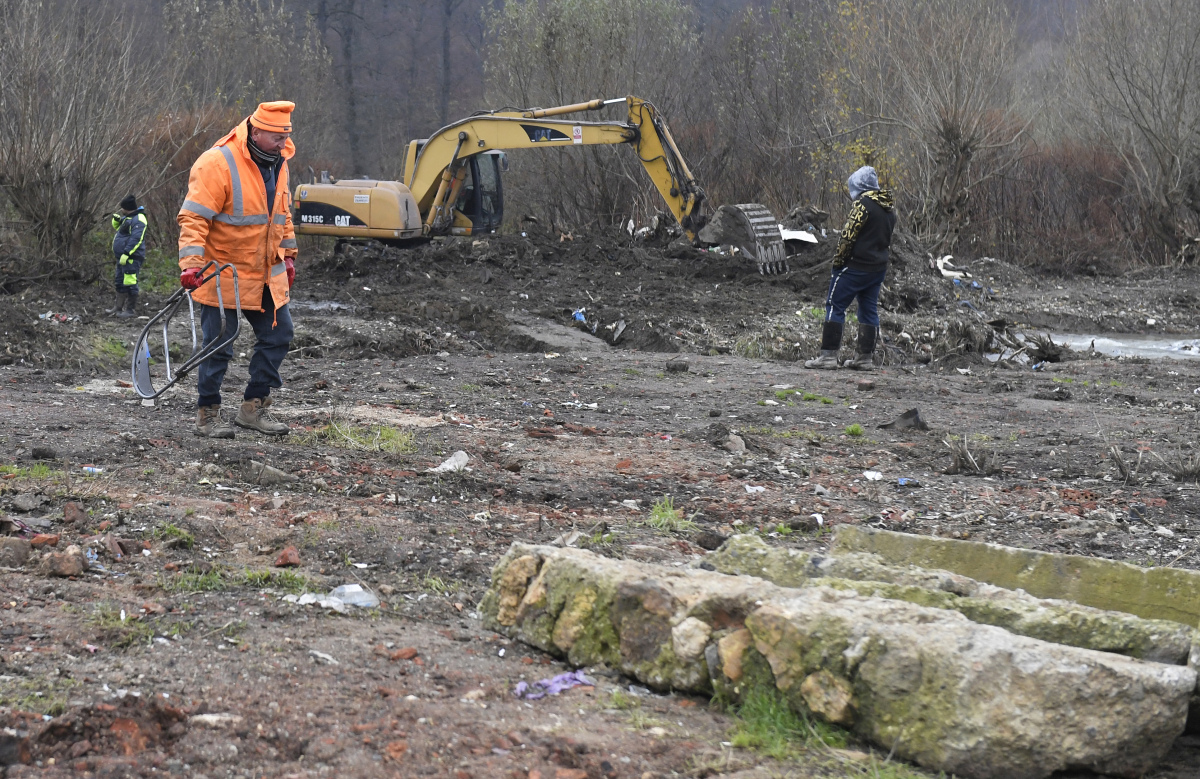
[711,534,1198,664]
[834,526,1200,628]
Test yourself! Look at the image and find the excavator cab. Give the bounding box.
[451,152,505,235]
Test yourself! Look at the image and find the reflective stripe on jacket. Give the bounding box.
[112,209,148,264]
[177,120,296,311]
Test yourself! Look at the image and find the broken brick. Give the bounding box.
[274,546,301,567]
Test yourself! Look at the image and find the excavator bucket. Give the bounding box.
[132,262,241,400]
[697,203,789,275]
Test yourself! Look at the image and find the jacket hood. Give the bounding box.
[847,165,879,200]
[214,119,296,161]
[863,189,895,211]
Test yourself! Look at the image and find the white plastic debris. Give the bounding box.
[308,650,339,665]
[779,227,818,244]
[934,255,970,279]
[428,451,470,473]
[745,485,766,494]
[191,713,244,728]
[329,584,380,608]
[862,471,883,481]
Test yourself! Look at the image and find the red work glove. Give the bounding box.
[285,257,295,288]
[180,268,203,290]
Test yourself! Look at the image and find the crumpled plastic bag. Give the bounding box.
[428,451,469,473]
[513,670,593,700]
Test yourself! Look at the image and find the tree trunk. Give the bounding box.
[340,0,361,174]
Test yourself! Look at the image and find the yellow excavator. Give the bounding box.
[293,95,787,273]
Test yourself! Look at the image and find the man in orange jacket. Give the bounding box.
[178,101,298,438]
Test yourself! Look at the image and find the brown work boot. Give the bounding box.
[195,405,235,439]
[235,396,290,436]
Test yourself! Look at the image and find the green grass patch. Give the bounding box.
[730,686,847,760]
[845,424,864,437]
[1052,376,1074,384]
[0,677,79,716]
[151,522,194,549]
[775,388,802,400]
[160,566,228,593]
[89,603,155,650]
[241,568,314,594]
[0,462,56,479]
[421,573,450,594]
[460,383,481,392]
[645,495,697,533]
[90,334,128,362]
[139,246,185,295]
[623,368,642,377]
[296,420,417,454]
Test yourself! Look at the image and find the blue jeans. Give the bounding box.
[823,266,886,327]
[196,286,293,408]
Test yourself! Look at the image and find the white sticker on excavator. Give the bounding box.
[572,126,582,145]
[353,194,370,203]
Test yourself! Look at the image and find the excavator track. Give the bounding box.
[697,203,789,275]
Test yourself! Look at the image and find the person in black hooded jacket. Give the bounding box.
[805,165,896,371]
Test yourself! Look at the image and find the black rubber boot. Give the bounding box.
[820,320,843,351]
[105,292,128,315]
[805,321,843,370]
[117,292,138,319]
[844,324,878,370]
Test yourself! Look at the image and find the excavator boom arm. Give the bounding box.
[404,96,707,239]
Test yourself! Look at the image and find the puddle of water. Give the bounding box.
[1052,333,1200,360]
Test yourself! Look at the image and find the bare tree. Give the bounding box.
[484,0,700,231]
[831,0,1037,251]
[1074,0,1200,261]
[0,1,190,274]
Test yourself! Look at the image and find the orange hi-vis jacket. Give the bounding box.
[177,120,297,312]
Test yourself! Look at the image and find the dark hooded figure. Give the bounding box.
[805,165,896,371]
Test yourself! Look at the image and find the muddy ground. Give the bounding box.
[4,229,1200,778]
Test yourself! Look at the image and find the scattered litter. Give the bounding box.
[956,368,972,376]
[308,650,339,665]
[621,499,640,511]
[428,451,470,473]
[745,485,766,494]
[779,227,818,244]
[879,408,929,431]
[1156,526,1175,538]
[244,460,298,485]
[191,713,243,729]
[330,584,380,608]
[813,485,830,496]
[897,477,922,488]
[81,466,104,475]
[933,255,971,279]
[552,530,584,547]
[811,513,825,527]
[862,471,883,481]
[514,670,593,700]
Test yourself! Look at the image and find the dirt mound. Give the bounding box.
[296,227,964,363]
